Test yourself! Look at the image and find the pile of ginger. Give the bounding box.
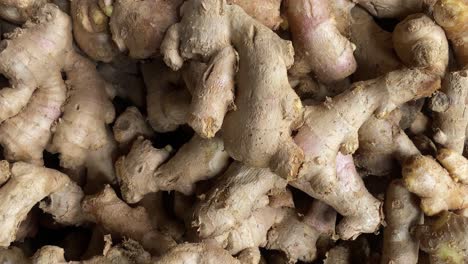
[0,0,466,263]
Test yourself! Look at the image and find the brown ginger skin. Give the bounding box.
[350,6,401,81]
[287,0,357,83]
[0,0,48,23]
[113,106,153,148]
[48,51,116,186]
[432,70,468,154]
[191,162,287,239]
[227,0,282,29]
[414,212,468,264]
[0,4,71,164]
[433,0,468,68]
[292,68,440,239]
[355,113,421,176]
[354,0,437,18]
[393,13,449,76]
[266,200,337,262]
[81,185,177,255]
[161,0,303,180]
[155,243,241,264]
[436,148,468,183]
[0,161,72,247]
[70,0,118,62]
[108,0,183,58]
[116,135,230,203]
[141,60,190,133]
[403,154,468,215]
[381,180,423,264]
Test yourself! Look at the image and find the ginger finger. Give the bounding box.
[116,135,229,203]
[81,185,177,255]
[381,180,423,264]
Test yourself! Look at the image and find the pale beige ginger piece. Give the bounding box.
[350,6,401,81]
[141,60,190,133]
[155,243,241,264]
[292,68,440,239]
[236,247,262,264]
[161,0,303,180]
[81,185,177,255]
[266,200,337,263]
[0,161,71,247]
[116,135,230,203]
[287,0,357,83]
[227,0,282,29]
[208,206,287,255]
[108,0,182,59]
[0,159,11,185]
[432,70,468,154]
[0,3,71,164]
[355,113,421,176]
[413,212,468,264]
[433,0,468,68]
[191,162,287,239]
[48,51,116,185]
[292,153,382,241]
[113,106,153,148]
[70,0,118,62]
[32,239,153,264]
[0,247,29,264]
[0,0,48,23]
[181,47,237,138]
[39,179,87,226]
[403,154,468,215]
[436,148,468,183]
[353,0,437,18]
[393,14,449,76]
[381,180,423,264]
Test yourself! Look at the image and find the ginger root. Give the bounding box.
[0,0,48,23]
[433,0,468,68]
[354,0,436,18]
[155,243,241,264]
[81,185,177,255]
[227,0,282,29]
[414,212,468,264]
[393,13,449,76]
[432,70,468,154]
[293,68,439,239]
[116,135,229,203]
[403,151,468,215]
[113,106,153,148]
[160,0,303,180]
[287,0,357,83]
[0,161,72,247]
[381,180,423,264]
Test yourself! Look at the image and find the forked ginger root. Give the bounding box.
[161,0,303,180]
[227,0,282,29]
[0,3,71,164]
[116,135,230,203]
[0,161,72,247]
[381,180,422,264]
[292,68,440,239]
[403,150,468,215]
[414,212,468,264]
[191,162,286,239]
[287,0,357,83]
[81,185,177,255]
